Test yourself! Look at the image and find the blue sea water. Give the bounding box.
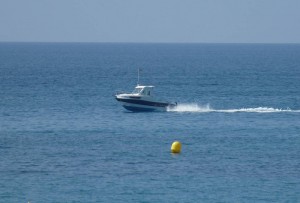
[0,43,300,202]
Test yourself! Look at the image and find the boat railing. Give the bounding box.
[115,90,126,95]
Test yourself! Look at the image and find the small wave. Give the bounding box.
[168,103,299,113]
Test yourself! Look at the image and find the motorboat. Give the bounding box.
[115,85,177,112]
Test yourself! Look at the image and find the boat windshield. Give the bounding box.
[132,87,143,94]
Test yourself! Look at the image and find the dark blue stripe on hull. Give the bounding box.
[116,97,169,107]
[123,105,158,112]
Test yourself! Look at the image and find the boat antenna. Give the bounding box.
[137,68,140,86]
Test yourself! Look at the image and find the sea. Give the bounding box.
[0,43,299,202]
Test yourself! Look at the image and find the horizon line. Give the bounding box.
[1,41,300,45]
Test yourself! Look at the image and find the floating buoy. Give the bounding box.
[171,141,181,153]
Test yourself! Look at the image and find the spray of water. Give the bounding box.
[168,103,212,112]
[167,103,299,113]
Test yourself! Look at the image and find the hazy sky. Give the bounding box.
[0,0,299,43]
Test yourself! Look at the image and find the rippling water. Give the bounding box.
[0,43,299,202]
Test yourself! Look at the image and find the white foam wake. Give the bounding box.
[218,107,295,113]
[168,103,212,112]
[167,103,300,113]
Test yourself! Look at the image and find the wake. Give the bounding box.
[167,103,300,113]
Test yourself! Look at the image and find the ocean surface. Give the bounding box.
[0,43,300,202]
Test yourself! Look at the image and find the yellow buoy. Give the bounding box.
[171,141,181,153]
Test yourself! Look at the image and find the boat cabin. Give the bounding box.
[132,85,154,96]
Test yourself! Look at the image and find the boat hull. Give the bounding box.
[123,104,165,112]
[116,97,169,112]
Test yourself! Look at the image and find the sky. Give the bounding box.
[0,0,299,43]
